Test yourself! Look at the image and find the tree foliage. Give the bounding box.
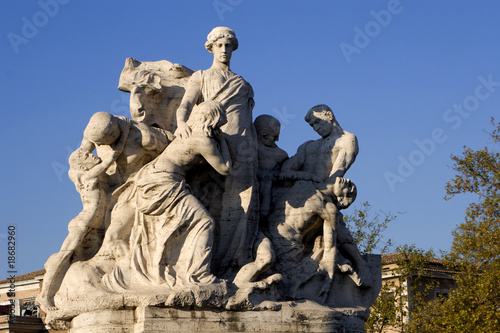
[347,119,500,331]
[406,118,500,333]
[343,201,396,255]
[366,245,437,333]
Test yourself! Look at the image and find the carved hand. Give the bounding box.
[174,122,192,139]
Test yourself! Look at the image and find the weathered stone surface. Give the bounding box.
[39,26,381,333]
[118,57,194,131]
[70,302,369,333]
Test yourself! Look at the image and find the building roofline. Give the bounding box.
[382,252,444,265]
[0,269,45,285]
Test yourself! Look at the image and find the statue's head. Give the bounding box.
[128,70,162,125]
[305,104,338,138]
[187,100,227,136]
[205,26,238,52]
[205,27,238,65]
[84,112,121,145]
[69,148,101,171]
[254,115,281,147]
[330,177,357,209]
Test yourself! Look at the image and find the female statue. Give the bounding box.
[126,100,232,287]
[175,27,259,277]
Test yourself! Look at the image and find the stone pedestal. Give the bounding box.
[69,302,368,333]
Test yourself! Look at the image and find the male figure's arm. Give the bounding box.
[197,136,232,176]
[138,123,172,153]
[81,117,130,183]
[280,141,321,182]
[327,132,358,182]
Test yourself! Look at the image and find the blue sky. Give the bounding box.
[1,0,499,275]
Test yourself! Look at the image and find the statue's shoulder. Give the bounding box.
[342,130,357,140]
[188,70,203,82]
[293,140,316,156]
[233,72,251,85]
[340,130,358,147]
[300,139,316,149]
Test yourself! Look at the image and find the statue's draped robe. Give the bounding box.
[189,68,259,276]
[103,68,258,290]
[128,162,217,287]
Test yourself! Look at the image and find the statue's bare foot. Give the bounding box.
[37,294,58,311]
[226,274,283,310]
[265,273,282,285]
[338,263,354,274]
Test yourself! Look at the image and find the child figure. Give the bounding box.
[38,148,117,310]
[228,115,287,305]
[254,115,288,218]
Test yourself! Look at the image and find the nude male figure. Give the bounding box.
[278,105,370,289]
[39,113,173,308]
[80,112,172,257]
[38,149,111,309]
[80,111,172,189]
[230,115,287,290]
[269,177,359,298]
[281,104,358,183]
[254,115,289,218]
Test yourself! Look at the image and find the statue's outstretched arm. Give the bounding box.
[175,72,202,138]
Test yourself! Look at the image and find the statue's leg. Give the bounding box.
[38,226,84,311]
[337,225,372,287]
[233,235,277,287]
[100,199,135,258]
